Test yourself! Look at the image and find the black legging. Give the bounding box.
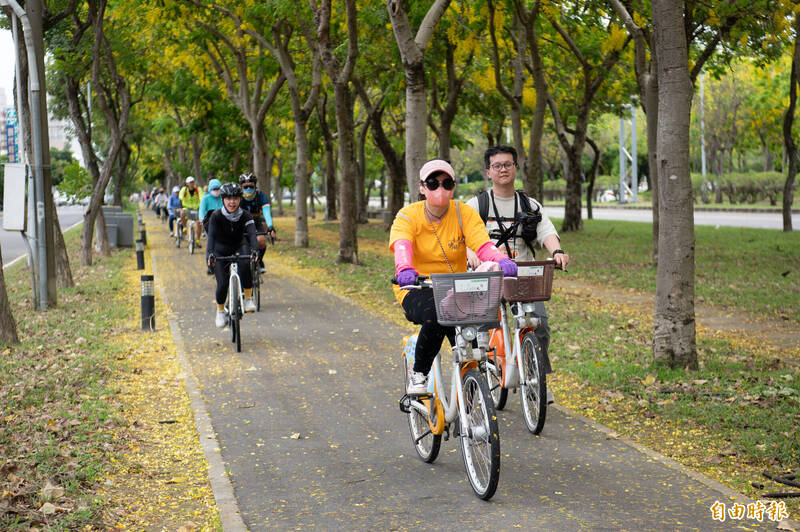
[213,241,252,305]
[402,288,455,375]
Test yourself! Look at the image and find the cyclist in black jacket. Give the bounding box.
[207,183,259,328]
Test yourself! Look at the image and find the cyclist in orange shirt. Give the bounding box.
[389,159,518,395]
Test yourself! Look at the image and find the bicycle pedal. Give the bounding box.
[398,395,412,413]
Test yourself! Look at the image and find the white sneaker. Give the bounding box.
[407,371,428,396]
[244,298,257,313]
[215,310,228,328]
[546,388,555,404]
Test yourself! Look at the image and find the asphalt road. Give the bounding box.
[0,204,84,266]
[148,212,761,531]
[541,205,799,230]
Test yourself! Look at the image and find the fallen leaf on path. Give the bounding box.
[290,433,301,440]
[40,481,64,501]
[39,502,56,515]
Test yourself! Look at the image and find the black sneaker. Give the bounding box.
[206,265,213,275]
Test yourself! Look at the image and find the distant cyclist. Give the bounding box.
[199,178,223,224]
[389,159,517,395]
[207,183,259,327]
[179,176,204,246]
[153,187,168,219]
[167,186,182,236]
[200,179,224,275]
[238,173,275,273]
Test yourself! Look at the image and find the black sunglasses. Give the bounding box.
[422,176,456,191]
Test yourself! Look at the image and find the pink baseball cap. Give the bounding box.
[419,159,455,182]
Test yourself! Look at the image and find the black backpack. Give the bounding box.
[476,189,541,257]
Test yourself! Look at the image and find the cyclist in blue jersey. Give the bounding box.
[167,186,182,236]
[238,173,275,273]
[200,179,224,275]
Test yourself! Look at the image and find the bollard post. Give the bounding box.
[135,239,145,270]
[140,222,147,246]
[141,275,155,331]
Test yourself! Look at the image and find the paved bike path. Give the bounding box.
[147,214,761,531]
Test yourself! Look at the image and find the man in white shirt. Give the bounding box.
[466,145,570,403]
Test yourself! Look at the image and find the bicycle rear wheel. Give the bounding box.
[188,223,195,254]
[459,368,500,500]
[519,332,547,434]
[404,361,440,463]
[175,228,181,248]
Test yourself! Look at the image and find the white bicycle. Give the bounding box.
[482,260,559,434]
[213,253,251,352]
[397,271,503,500]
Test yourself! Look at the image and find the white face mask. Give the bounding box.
[210,189,221,198]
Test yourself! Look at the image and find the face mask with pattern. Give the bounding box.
[242,187,256,199]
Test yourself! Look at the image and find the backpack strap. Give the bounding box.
[477,190,489,224]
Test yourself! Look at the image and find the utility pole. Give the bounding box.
[2,0,53,310]
[619,100,638,204]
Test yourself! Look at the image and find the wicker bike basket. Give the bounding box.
[501,260,555,302]
[430,271,503,327]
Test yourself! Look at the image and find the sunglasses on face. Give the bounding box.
[422,176,456,191]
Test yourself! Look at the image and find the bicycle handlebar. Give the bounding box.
[212,254,252,261]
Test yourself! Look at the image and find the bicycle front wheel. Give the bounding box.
[254,268,261,312]
[459,368,500,500]
[229,285,240,347]
[189,226,195,254]
[483,356,507,411]
[519,332,547,434]
[404,361,440,463]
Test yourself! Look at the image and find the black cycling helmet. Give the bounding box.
[238,172,256,185]
[220,182,243,198]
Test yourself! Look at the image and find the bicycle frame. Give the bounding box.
[493,301,541,390]
[406,327,488,439]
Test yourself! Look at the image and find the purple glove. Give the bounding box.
[498,258,517,277]
[397,268,419,287]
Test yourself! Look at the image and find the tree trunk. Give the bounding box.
[387,0,451,203]
[112,141,130,206]
[646,70,660,263]
[318,93,337,221]
[404,61,427,202]
[293,117,311,246]
[333,81,359,264]
[252,123,271,204]
[652,0,697,369]
[52,214,74,288]
[782,14,800,232]
[561,149,584,231]
[585,136,600,219]
[357,119,369,223]
[0,247,19,344]
[190,134,203,184]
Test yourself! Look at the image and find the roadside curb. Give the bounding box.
[149,228,247,532]
[551,403,754,506]
[2,219,83,271]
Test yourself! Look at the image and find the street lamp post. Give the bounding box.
[2,0,48,310]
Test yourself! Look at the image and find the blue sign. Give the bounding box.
[4,107,18,163]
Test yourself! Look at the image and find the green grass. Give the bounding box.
[558,219,800,322]
[549,297,799,468]
[0,226,132,529]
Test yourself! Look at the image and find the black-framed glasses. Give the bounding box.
[489,161,517,171]
[422,176,456,191]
